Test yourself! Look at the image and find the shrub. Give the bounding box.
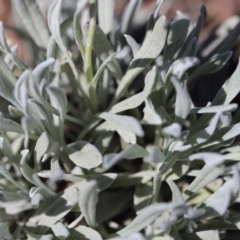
[0,0,240,239]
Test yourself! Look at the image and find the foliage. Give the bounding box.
[0,0,239,239]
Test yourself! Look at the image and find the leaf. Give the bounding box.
[189,52,232,81]
[68,225,102,240]
[48,0,78,78]
[124,34,140,57]
[183,165,225,199]
[28,99,54,137]
[189,152,224,167]
[20,150,53,195]
[47,86,68,122]
[48,16,73,59]
[90,24,122,80]
[0,22,27,70]
[94,132,113,154]
[14,70,30,115]
[196,231,220,240]
[214,59,240,105]
[79,180,98,228]
[191,103,237,114]
[166,57,199,81]
[34,132,50,166]
[0,160,26,193]
[35,181,86,234]
[13,0,50,48]
[103,144,149,170]
[92,53,116,87]
[163,161,189,181]
[178,5,207,57]
[90,173,117,191]
[167,180,185,206]
[202,16,240,58]
[98,0,114,34]
[0,115,23,133]
[163,123,181,138]
[120,0,141,34]
[134,182,153,214]
[182,37,198,57]
[202,168,239,216]
[33,58,55,87]
[52,222,70,240]
[110,67,157,113]
[113,16,167,104]
[141,99,162,125]
[109,233,145,240]
[66,141,102,169]
[0,57,21,109]
[171,77,191,125]
[0,222,12,240]
[164,19,190,60]
[144,146,165,163]
[73,0,87,58]
[99,112,144,137]
[118,203,171,237]
[195,215,240,232]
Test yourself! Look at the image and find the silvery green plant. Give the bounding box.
[0,0,239,239]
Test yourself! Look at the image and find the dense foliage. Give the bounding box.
[0,0,240,239]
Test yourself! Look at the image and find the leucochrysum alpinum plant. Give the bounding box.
[0,0,240,239]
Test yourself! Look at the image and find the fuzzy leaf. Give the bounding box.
[189,52,232,81]
[99,112,144,137]
[34,132,50,165]
[35,181,86,234]
[103,144,149,170]
[52,222,70,239]
[118,203,171,237]
[167,180,185,206]
[79,180,98,228]
[98,0,114,34]
[68,225,102,240]
[66,141,102,169]
[48,0,78,78]
[113,16,167,103]
[171,77,191,124]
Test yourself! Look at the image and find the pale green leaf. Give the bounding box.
[66,141,102,169]
[68,225,102,240]
[52,222,70,239]
[183,165,224,199]
[14,0,49,48]
[35,181,86,234]
[189,52,232,81]
[0,22,27,70]
[113,16,167,104]
[167,180,185,206]
[124,34,140,57]
[48,0,78,78]
[103,144,149,170]
[118,203,171,237]
[171,77,191,124]
[79,180,98,228]
[98,0,114,34]
[99,112,144,137]
[34,132,50,165]
[110,67,157,113]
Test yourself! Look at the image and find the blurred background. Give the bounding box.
[1,0,240,107]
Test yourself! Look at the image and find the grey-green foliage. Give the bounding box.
[0,0,239,239]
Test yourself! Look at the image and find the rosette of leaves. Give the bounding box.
[0,0,239,239]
